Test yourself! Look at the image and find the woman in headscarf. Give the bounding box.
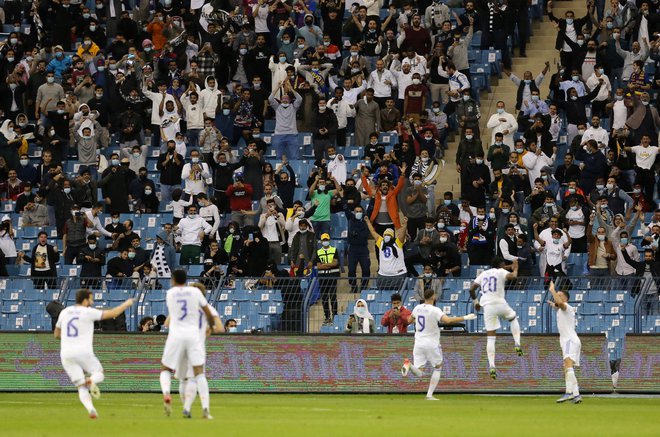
[0,119,25,169]
[345,299,375,333]
[262,162,276,189]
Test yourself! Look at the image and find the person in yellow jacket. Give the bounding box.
[315,233,340,326]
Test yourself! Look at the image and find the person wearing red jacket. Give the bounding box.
[380,293,412,334]
[225,174,254,228]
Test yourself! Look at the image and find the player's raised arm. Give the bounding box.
[505,259,519,281]
[548,281,567,311]
[441,313,477,324]
[201,304,216,330]
[211,313,224,334]
[100,298,136,321]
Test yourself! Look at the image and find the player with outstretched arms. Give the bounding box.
[548,280,582,404]
[160,270,217,419]
[469,256,522,379]
[400,287,477,400]
[55,289,135,419]
[173,282,224,418]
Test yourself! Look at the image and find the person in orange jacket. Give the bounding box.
[361,162,407,236]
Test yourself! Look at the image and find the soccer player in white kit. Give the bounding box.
[400,288,477,400]
[173,282,224,418]
[55,289,135,419]
[469,257,522,379]
[159,270,217,419]
[548,281,582,404]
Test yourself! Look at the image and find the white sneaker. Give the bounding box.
[401,359,411,377]
[88,382,100,400]
[425,396,439,401]
[202,408,214,420]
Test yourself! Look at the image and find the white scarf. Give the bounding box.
[354,299,374,334]
[0,120,16,140]
[327,155,347,185]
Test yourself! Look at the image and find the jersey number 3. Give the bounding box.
[177,300,188,320]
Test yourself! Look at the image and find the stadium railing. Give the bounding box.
[1,275,658,349]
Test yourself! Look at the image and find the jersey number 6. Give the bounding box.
[67,317,79,337]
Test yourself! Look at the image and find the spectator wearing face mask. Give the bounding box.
[366,217,409,290]
[175,205,213,265]
[433,234,462,277]
[346,299,375,334]
[78,235,105,284]
[62,205,89,264]
[533,227,572,280]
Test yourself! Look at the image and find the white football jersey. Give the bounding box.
[557,303,579,341]
[166,286,210,336]
[412,304,446,348]
[474,268,509,306]
[56,306,103,357]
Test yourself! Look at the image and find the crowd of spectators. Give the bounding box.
[0,0,659,330]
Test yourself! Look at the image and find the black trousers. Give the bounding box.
[318,275,338,320]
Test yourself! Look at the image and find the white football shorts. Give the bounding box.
[483,302,517,331]
[413,344,444,369]
[560,337,581,367]
[61,353,103,386]
[161,335,205,371]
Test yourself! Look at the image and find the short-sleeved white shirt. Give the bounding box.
[56,306,103,357]
[412,304,446,348]
[166,286,210,337]
[376,237,407,276]
[473,268,510,306]
[631,145,659,169]
[557,303,579,341]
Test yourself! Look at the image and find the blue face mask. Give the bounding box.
[566,18,574,25]
[355,212,363,220]
[620,238,628,245]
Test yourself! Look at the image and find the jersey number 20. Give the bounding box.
[482,277,497,293]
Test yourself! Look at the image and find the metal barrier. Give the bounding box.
[0,276,658,341]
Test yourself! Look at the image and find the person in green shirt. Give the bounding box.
[309,173,343,237]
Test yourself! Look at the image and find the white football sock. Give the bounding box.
[410,364,423,377]
[179,379,188,403]
[566,368,579,395]
[426,369,441,398]
[160,370,172,396]
[78,386,95,413]
[90,372,104,385]
[195,374,210,410]
[510,318,521,346]
[487,336,496,368]
[184,378,198,412]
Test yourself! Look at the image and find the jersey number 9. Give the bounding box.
[417,315,426,332]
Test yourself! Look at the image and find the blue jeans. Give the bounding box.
[186,129,201,149]
[160,184,180,206]
[312,220,331,238]
[272,134,299,159]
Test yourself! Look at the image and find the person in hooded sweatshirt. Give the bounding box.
[199,75,222,120]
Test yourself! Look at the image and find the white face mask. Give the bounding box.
[439,236,448,243]
[383,235,392,243]
[88,244,97,250]
[597,234,606,241]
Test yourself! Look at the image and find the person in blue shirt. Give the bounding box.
[345,203,371,294]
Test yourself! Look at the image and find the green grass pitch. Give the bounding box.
[1,393,659,436]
